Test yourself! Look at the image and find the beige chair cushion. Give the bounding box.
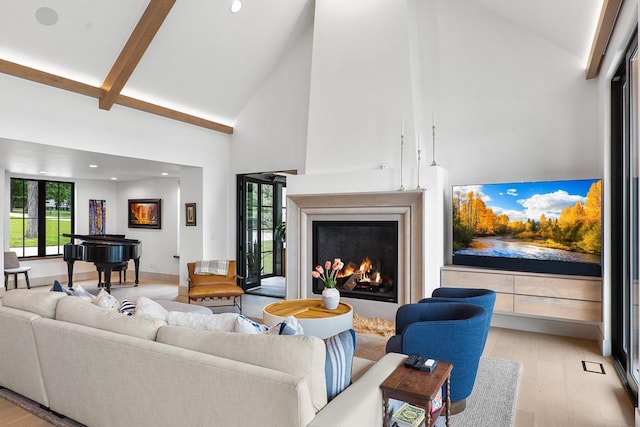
[2,289,66,319]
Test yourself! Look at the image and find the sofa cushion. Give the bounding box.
[56,297,166,340]
[324,329,356,401]
[2,289,66,319]
[166,311,239,331]
[156,325,328,412]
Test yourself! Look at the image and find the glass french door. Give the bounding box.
[236,173,287,292]
[611,31,639,404]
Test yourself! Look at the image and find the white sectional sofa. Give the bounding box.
[0,289,404,427]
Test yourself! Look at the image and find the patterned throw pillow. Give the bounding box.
[324,329,356,401]
[119,299,136,316]
[93,289,119,310]
[264,316,304,335]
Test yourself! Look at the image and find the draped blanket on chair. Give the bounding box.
[194,260,229,275]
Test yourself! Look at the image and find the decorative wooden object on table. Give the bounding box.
[262,299,353,339]
[380,361,452,427]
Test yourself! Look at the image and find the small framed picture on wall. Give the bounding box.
[185,203,196,226]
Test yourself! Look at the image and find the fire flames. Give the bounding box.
[338,257,382,284]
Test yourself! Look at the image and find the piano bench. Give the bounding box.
[97,262,129,286]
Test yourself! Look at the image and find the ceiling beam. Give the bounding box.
[585,0,623,80]
[99,0,176,110]
[0,58,233,134]
[0,59,103,98]
[116,95,233,134]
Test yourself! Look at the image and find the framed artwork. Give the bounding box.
[185,203,196,226]
[128,199,161,229]
[89,199,106,235]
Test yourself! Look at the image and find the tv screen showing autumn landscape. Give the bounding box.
[452,178,602,277]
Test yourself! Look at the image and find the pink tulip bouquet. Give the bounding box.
[311,258,344,288]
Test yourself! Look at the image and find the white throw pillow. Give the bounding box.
[134,297,169,321]
[166,311,240,332]
[234,315,270,334]
[73,285,95,302]
[93,289,119,310]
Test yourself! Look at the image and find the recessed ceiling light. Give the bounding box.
[35,7,59,26]
[230,0,242,13]
[89,164,98,168]
[161,172,169,176]
[110,177,118,180]
[38,170,47,174]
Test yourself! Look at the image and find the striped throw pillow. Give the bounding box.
[324,329,356,401]
[119,299,136,316]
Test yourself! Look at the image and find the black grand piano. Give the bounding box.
[63,234,141,293]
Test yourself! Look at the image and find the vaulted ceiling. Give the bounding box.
[0,0,614,181]
[0,0,313,134]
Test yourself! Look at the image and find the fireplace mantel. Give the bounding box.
[286,191,425,320]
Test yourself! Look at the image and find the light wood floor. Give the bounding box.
[1,282,635,426]
[484,327,634,426]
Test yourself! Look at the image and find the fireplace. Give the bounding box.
[286,191,425,319]
[312,221,398,303]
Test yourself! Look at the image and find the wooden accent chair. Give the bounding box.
[187,260,244,313]
[4,251,31,291]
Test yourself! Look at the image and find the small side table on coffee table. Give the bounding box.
[380,360,452,427]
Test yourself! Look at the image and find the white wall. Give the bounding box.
[75,179,119,235]
[432,0,600,186]
[231,4,313,177]
[178,167,203,288]
[117,179,180,276]
[303,0,600,189]
[306,0,415,181]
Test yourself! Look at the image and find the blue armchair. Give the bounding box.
[385,302,488,413]
[421,287,496,352]
[423,287,496,318]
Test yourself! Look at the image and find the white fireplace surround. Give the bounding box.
[286,191,425,320]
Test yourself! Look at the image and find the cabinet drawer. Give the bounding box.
[514,295,601,322]
[514,275,601,301]
[441,270,513,293]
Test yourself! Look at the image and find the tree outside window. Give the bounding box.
[9,178,74,257]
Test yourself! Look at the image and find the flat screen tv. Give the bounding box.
[452,178,602,277]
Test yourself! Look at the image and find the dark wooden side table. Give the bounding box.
[380,361,452,427]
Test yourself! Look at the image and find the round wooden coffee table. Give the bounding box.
[262,299,353,339]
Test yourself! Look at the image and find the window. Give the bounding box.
[9,178,74,257]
